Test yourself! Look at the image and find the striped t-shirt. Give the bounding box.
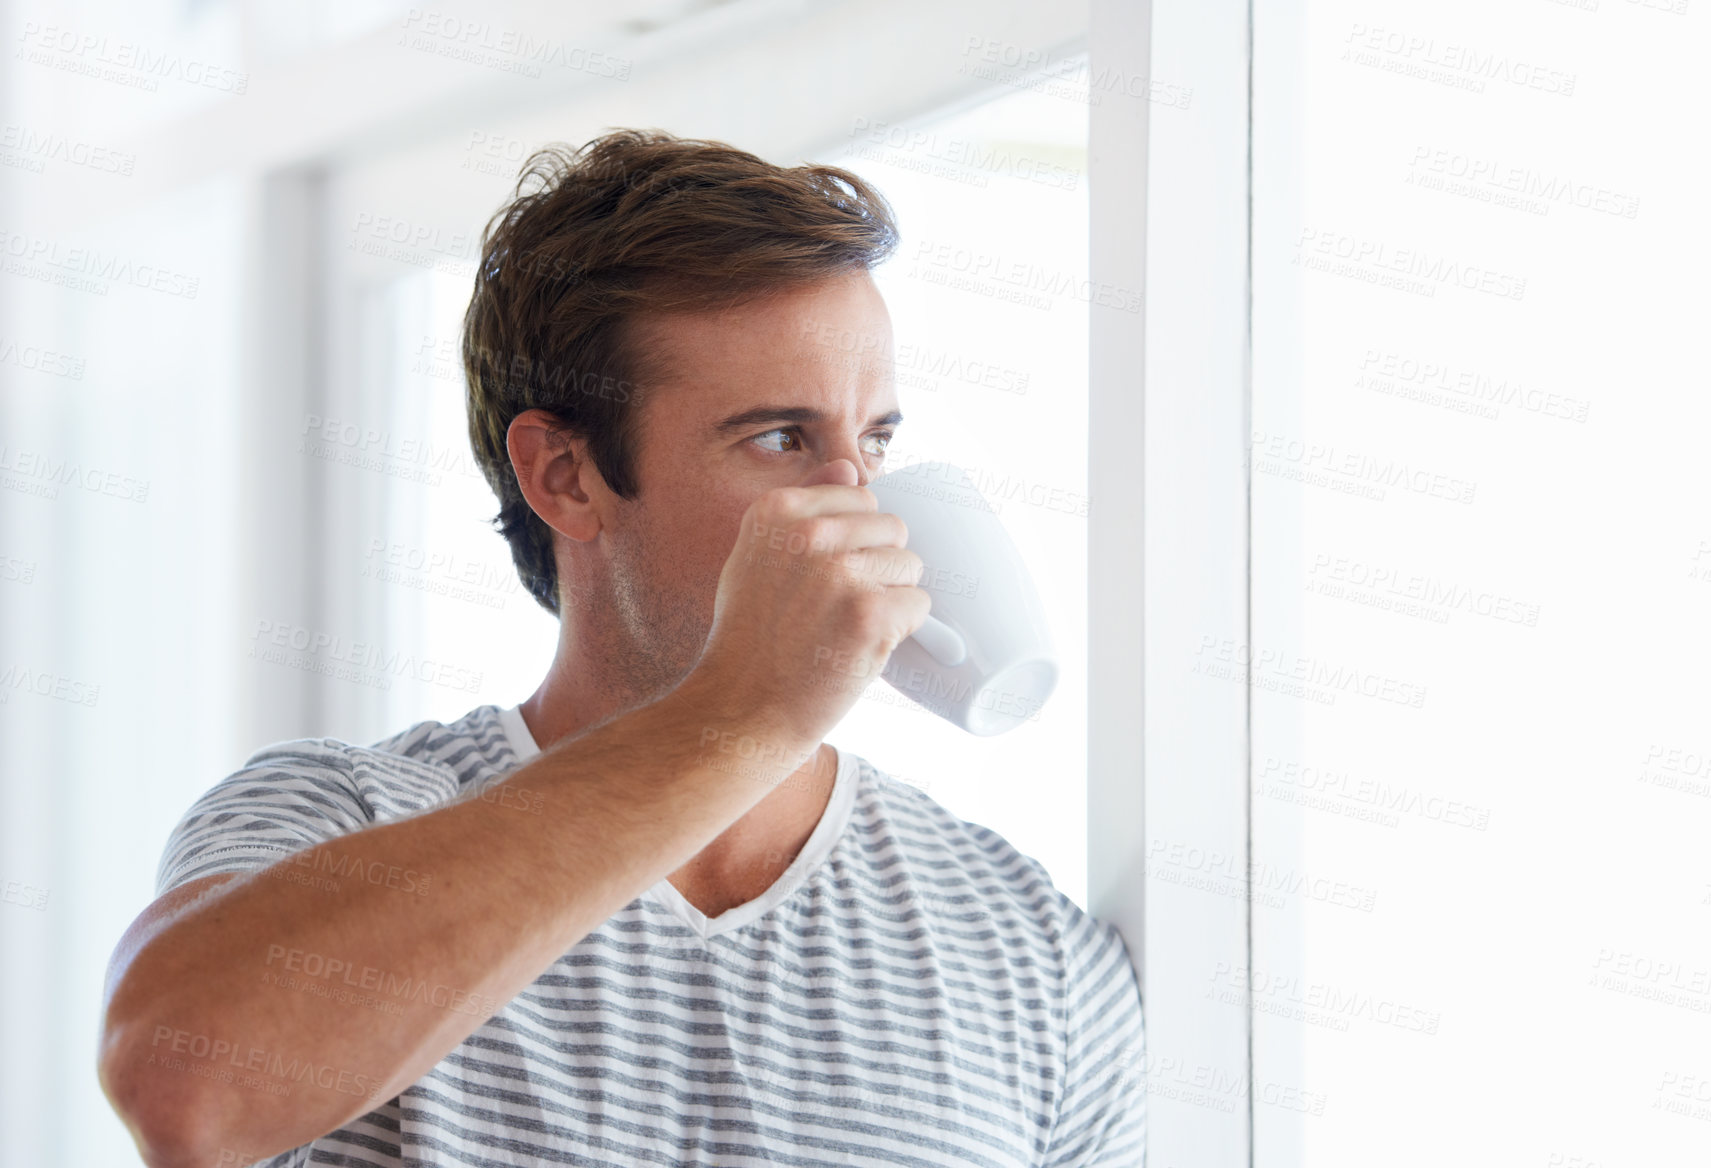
[156,702,1145,1167]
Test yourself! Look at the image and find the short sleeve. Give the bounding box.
[154,738,374,898]
[1041,913,1147,1167]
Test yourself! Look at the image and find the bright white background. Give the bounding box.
[366,80,1095,905]
[1250,1,1711,1164]
[3,0,1705,1165]
[0,1,1098,1163]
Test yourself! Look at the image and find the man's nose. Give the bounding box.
[828,437,876,486]
[802,458,862,489]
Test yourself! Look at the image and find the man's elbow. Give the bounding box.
[99,1023,231,1168]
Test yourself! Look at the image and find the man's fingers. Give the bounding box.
[747,511,909,562]
[773,483,878,519]
[836,545,924,590]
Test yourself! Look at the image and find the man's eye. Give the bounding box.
[752,428,802,453]
[751,428,895,456]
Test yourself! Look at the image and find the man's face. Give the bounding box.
[587,270,901,698]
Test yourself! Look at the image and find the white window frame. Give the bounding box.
[174,0,1267,1158]
[313,0,1263,1158]
[1089,0,1255,1162]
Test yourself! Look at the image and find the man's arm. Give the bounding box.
[98,470,931,1168]
[99,669,806,1167]
[1041,917,1147,1167]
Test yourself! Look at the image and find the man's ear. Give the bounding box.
[506,409,605,543]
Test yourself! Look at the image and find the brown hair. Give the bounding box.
[461,128,900,617]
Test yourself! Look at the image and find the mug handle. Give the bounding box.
[911,614,968,668]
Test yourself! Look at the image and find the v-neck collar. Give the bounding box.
[494,702,856,939]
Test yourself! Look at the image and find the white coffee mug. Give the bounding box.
[866,460,1059,735]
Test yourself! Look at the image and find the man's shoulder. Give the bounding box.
[849,752,1116,956]
[155,705,513,898]
[228,704,515,812]
[854,753,1058,882]
[363,702,514,777]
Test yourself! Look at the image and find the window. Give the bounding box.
[1251,4,1708,1162]
[366,70,1096,903]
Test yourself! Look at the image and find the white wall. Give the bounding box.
[0,1,1119,1163]
[1253,1,1710,1164]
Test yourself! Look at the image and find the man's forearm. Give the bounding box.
[99,669,816,1168]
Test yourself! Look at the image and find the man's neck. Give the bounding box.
[515,648,841,918]
[664,741,839,918]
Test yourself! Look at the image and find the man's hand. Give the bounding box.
[692,458,931,750]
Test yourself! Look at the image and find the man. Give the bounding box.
[98,128,1145,1167]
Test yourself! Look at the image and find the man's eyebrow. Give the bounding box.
[711,406,904,435]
